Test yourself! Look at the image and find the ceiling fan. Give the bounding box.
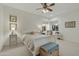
[37,3,55,13]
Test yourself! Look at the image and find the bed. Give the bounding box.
[22,33,50,56]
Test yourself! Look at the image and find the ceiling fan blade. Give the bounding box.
[49,3,55,6]
[47,8,53,11]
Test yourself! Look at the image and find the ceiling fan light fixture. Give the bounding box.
[37,3,55,13]
[42,9,49,13]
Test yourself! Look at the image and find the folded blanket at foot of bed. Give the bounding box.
[39,42,59,56]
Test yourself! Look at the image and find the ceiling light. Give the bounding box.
[42,9,49,13]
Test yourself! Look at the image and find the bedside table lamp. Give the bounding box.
[9,23,17,47]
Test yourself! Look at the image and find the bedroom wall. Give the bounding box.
[0,4,46,52]
[21,13,46,33]
[50,9,79,43]
[2,5,46,34]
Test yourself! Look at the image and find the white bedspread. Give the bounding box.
[23,34,50,55]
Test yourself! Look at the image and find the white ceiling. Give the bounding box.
[2,3,79,19]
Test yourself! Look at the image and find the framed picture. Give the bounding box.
[65,21,76,28]
[52,25,59,31]
[10,15,17,22]
[42,26,46,32]
[10,23,17,30]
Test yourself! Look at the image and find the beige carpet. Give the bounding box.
[0,39,79,56]
[57,40,79,56]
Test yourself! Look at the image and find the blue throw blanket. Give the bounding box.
[40,42,59,53]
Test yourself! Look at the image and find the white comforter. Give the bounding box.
[23,34,50,55]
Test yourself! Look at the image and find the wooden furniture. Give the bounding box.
[39,42,59,56]
[9,33,17,47]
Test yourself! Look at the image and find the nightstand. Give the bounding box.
[9,34,17,47]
